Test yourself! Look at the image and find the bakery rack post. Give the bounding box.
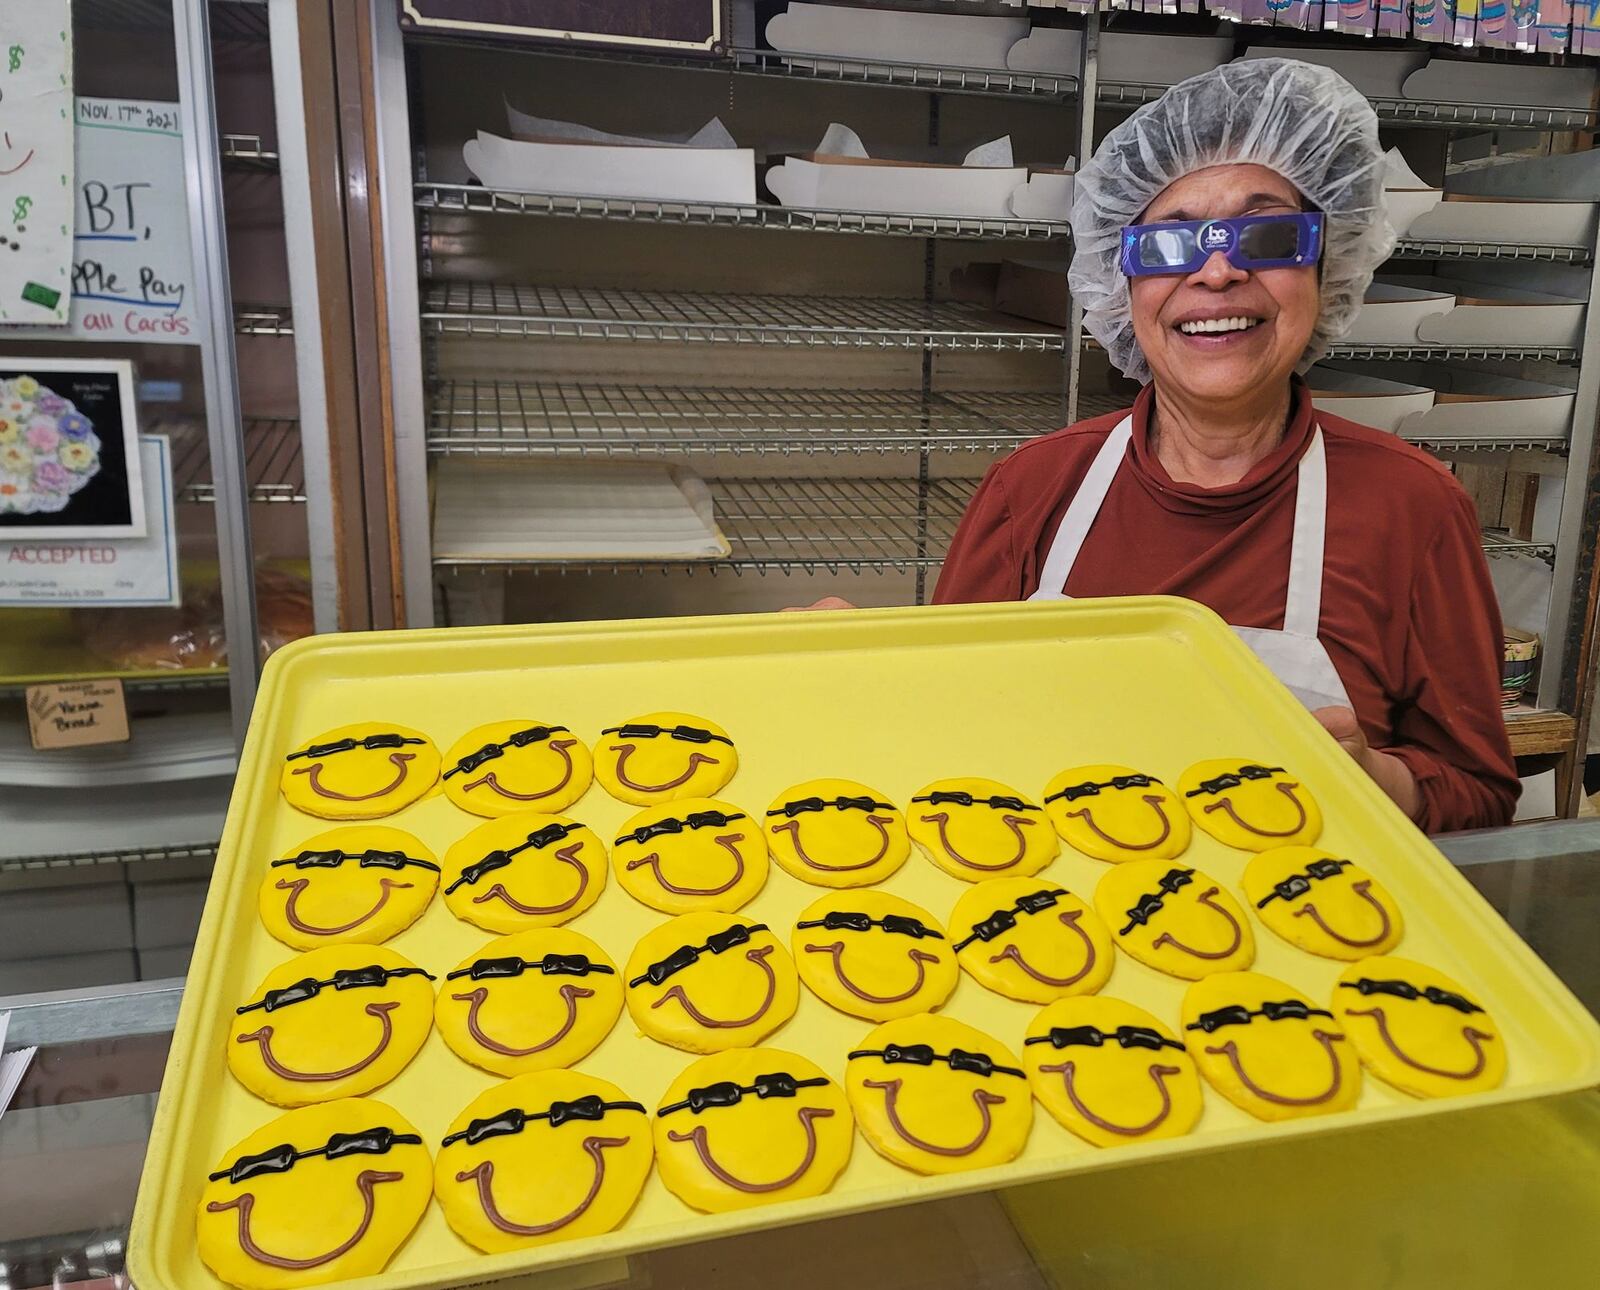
[372,3,1600,814]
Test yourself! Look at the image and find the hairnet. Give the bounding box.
[1068,58,1394,384]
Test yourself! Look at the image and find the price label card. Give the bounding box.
[26,677,129,749]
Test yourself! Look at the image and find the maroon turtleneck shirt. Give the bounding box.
[932,382,1518,833]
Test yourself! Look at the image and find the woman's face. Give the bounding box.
[1127,164,1320,407]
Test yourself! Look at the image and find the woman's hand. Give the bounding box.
[781,596,857,612]
[1313,706,1421,823]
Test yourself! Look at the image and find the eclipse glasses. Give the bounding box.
[1120,211,1323,278]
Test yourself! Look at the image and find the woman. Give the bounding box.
[812,59,1518,833]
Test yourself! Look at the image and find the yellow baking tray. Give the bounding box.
[128,598,1600,1290]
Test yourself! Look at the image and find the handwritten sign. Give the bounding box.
[26,678,130,750]
[0,2,74,324]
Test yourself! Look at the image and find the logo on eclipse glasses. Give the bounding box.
[1199,222,1235,253]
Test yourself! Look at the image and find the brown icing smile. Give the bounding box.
[1291,881,1393,949]
[626,835,746,896]
[292,754,416,802]
[1065,796,1173,852]
[1204,1029,1347,1106]
[1040,1060,1182,1137]
[861,1077,1005,1156]
[1203,782,1308,837]
[770,815,895,872]
[1345,1006,1494,1080]
[456,1137,629,1236]
[666,1106,833,1193]
[988,910,1097,986]
[275,876,414,936]
[206,1169,402,1268]
[453,982,595,1057]
[463,739,577,801]
[803,942,942,1004]
[236,1001,398,1082]
[472,844,589,915]
[920,812,1036,871]
[610,744,719,793]
[1149,888,1244,960]
[650,945,777,1029]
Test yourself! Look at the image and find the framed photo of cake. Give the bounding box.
[0,356,144,538]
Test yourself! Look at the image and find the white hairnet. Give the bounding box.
[1068,58,1395,384]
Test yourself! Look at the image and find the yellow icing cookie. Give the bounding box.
[1022,996,1204,1148]
[611,797,769,914]
[624,912,799,1053]
[764,778,910,888]
[1177,758,1322,850]
[1093,859,1255,980]
[441,812,606,934]
[435,928,623,1077]
[653,1048,853,1212]
[258,827,439,951]
[434,1070,652,1253]
[197,1098,431,1289]
[1182,971,1361,1122]
[279,724,440,821]
[948,878,1114,1003]
[1333,955,1505,1099]
[1242,846,1404,960]
[791,890,959,1022]
[227,946,436,1107]
[1042,764,1192,863]
[440,720,593,817]
[846,1014,1033,1175]
[905,777,1058,881]
[593,711,737,806]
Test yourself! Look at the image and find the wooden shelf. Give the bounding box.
[1505,709,1578,758]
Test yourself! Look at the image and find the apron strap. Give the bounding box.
[1033,415,1133,598]
[1282,425,1327,640]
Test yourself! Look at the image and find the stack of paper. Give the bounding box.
[0,1012,37,1124]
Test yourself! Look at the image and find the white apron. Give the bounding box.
[1027,414,1353,712]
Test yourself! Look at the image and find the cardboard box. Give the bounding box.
[1345,282,1455,345]
[1009,169,1074,221]
[992,258,1071,327]
[1385,275,1586,349]
[765,3,1027,70]
[1406,195,1596,248]
[1394,370,1576,443]
[462,130,756,205]
[1307,367,1435,434]
[1009,29,1233,84]
[1240,45,1427,100]
[1404,59,1599,111]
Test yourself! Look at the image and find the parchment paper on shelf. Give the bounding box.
[431,458,731,563]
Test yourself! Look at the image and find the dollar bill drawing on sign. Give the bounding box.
[0,1,73,324]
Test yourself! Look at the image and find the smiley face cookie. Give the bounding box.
[441,812,606,934]
[1243,847,1404,960]
[198,1098,431,1289]
[905,777,1057,881]
[1022,997,1204,1147]
[1094,860,1255,980]
[1334,956,1505,1098]
[611,797,769,914]
[228,946,436,1107]
[625,913,799,1052]
[1043,764,1191,863]
[1178,759,1322,850]
[654,1048,853,1212]
[764,778,910,888]
[441,720,593,817]
[593,711,737,806]
[435,1070,652,1252]
[846,1014,1033,1175]
[259,827,440,951]
[791,891,959,1022]
[279,724,440,820]
[436,928,623,1077]
[948,879,1114,1004]
[1183,971,1361,1121]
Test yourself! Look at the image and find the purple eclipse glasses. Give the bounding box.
[1120,211,1324,278]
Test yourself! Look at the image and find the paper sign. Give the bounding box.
[26,677,130,749]
[0,2,74,325]
[0,435,173,603]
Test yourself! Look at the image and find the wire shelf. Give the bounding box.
[234,303,294,336]
[1407,433,1570,454]
[1390,237,1590,264]
[221,133,280,169]
[413,184,1070,241]
[433,475,977,575]
[736,48,1074,98]
[421,282,1066,351]
[426,382,1068,456]
[1482,535,1557,559]
[0,840,219,876]
[170,418,304,504]
[1328,342,1579,363]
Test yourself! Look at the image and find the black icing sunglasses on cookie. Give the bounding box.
[440,1096,645,1146]
[1339,978,1484,1014]
[284,733,425,762]
[953,888,1069,951]
[209,1126,422,1183]
[911,791,1039,812]
[1045,773,1161,804]
[629,923,769,987]
[271,848,441,874]
[1025,1025,1186,1054]
[1118,868,1196,934]
[235,964,436,1014]
[601,723,733,746]
[615,809,747,848]
[766,795,896,818]
[795,911,943,940]
[1186,999,1333,1033]
[443,725,572,778]
[444,822,588,895]
[445,953,614,982]
[847,1043,1024,1078]
[1256,858,1353,907]
[1185,765,1285,797]
[657,1072,829,1116]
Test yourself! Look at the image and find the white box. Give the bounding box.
[766,3,1027,70]
[1009,29,1233,84]
[1240,46,1427,100]
[768,152,1026,218]
[1008,169,1075,221]
[1384,276,1587,349]
[1406,195,1596,248]
[1395,371,1575,443]
[462,130,756,205]
[1307,367,1435,434]
[1404,59,1599,111]
[1345,282,1455,345]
